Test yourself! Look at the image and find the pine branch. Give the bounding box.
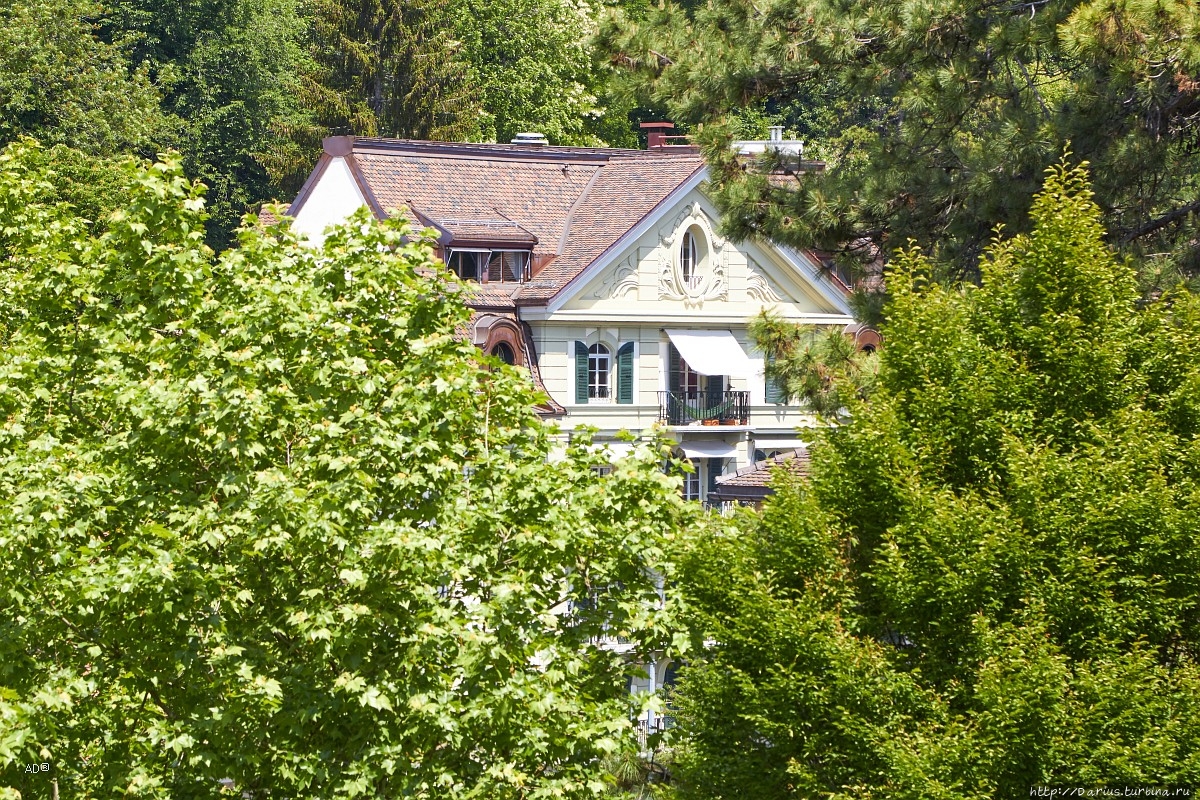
[1118,199,1200,244]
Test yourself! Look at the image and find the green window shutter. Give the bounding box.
[616,342,635,404]
[575,341,589,404]
[765,354,785,404]
[707,457,722,496]
[668,343,681,392]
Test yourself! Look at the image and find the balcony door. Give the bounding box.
[668,343,724,395]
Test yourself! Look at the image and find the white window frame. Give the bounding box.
[680,231,698,289]
[588,343,612,401]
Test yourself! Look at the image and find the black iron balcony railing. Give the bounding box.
[657,390,750,425]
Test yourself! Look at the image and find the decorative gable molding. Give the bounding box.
[657,202,728,306]
[746,258,785,303]
[591,253,640,300]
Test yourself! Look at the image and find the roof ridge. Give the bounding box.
[556,167,605,256]
[348,137,703,163]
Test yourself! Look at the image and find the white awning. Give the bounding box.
[664,329,756,378]
[678,440,738,459]
[753,437,810,451]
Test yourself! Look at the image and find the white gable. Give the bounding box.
[547,186,853,324]
[291,157,368,247]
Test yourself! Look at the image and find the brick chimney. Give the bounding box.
[639,121,675,149]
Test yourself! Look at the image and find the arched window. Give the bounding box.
[491,342,515,365]
[680,230,698,288]
[588,343,611,400]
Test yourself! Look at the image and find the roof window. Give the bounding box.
[445,248,530,284]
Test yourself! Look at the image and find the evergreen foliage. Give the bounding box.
[302,0,477,142]
[1,0,647,249]
[669,163,1200,798]
[751,312,878,420]
[607,0,1200,285]
[0,141,686,799]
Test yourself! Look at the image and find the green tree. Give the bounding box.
[0,140,685,799]
[751,311,878,421]
[301,0,641,148]
[668,162,1200,798]
[0,0,167,155]
[302,0,479,142]
[0,0,171,222]
[458,0,634,146]
[100,0,318,248]
[607,0,1200,285]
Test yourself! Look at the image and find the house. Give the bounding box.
[286,133,858,505]
[708,448,811,507]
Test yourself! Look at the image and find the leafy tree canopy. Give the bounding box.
[98,0,318,249]
[669,162,1200,798]
[0,140,686,799]
[607,0,1200,286]
[0,0,168,155]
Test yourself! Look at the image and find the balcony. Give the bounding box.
[657,390,750,426]
[634,714,675,752]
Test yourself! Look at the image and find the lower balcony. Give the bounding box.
[657,390,750,426]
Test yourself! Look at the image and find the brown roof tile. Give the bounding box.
[517,155,704,301]
[710,449,811,502]
[322,138,703,306]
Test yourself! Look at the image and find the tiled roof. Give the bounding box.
[517,155,705,301]
[319,138,704,307]
[710,448,810,502]
[439,222,536,245]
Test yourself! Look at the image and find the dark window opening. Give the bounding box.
[491,342,516,365]
[446,250,485,281]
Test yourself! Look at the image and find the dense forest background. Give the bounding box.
[5,0,1200,290]
[0,0,664,249]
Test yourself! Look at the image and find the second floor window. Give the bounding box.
[575,341,634,405]
[588,344,611,399]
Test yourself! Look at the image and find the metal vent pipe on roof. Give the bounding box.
[511,132,548,146]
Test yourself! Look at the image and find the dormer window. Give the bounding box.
[447,249,487,281]
[446,248,530,283]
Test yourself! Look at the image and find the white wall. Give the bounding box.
[292,157,368,247]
